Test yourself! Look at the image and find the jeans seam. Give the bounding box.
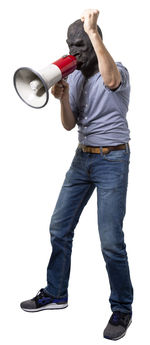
[57,183,94,297]
[103,152,129,162]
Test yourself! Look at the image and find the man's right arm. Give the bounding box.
[51,80,76,131]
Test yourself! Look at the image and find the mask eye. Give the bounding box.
[66,42,73,49]
[75,42,83,47]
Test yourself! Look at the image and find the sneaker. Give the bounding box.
[103,311,132,341]
[20,288,68,312]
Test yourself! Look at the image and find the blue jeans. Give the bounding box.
[45,145,133,313]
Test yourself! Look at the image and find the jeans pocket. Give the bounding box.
[103,149,130,162]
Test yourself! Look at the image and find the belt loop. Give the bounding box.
[100,146,103,155]
[125,143,129,153]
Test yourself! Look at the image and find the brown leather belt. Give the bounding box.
[78,143,127,154]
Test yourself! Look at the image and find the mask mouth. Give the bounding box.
[69,51,80,58]
[69,52,82,68]
[68,49,88,70]
[69,51,86,63]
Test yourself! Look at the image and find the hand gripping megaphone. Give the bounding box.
[13,55,77,109]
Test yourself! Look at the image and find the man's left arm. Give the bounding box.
[81,9,121,90]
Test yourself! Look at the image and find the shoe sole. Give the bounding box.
[21,302,68,312]
[104,319,132,341]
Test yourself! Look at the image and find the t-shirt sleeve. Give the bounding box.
[67,74,79,119]
[103,62,130,93]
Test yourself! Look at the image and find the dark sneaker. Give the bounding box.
[103,311,132,341]
[20,288,68,312]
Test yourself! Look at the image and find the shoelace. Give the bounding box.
[114,311,122,319]
[111,311,121,323]
[110,311,131,327]
[34,288,51,304]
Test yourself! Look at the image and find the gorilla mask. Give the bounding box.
[66,20,103,78]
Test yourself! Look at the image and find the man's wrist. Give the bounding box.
[87,29,99,38]
[60,97,69,105]
[88,29,102,42]
[87,29,104,55]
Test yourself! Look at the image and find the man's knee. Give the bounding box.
[101,236,127,260]
[49,214,74,247]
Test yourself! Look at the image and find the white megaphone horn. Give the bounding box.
[13,55,77,109]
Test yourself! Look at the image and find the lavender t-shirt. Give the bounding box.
[67,62,130,146]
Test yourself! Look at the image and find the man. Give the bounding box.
[20,9,133,341]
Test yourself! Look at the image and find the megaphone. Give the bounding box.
[13,55,77,109]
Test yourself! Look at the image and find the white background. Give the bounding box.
[1,0,150,344]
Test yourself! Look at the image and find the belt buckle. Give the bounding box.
[103,147,110,154]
